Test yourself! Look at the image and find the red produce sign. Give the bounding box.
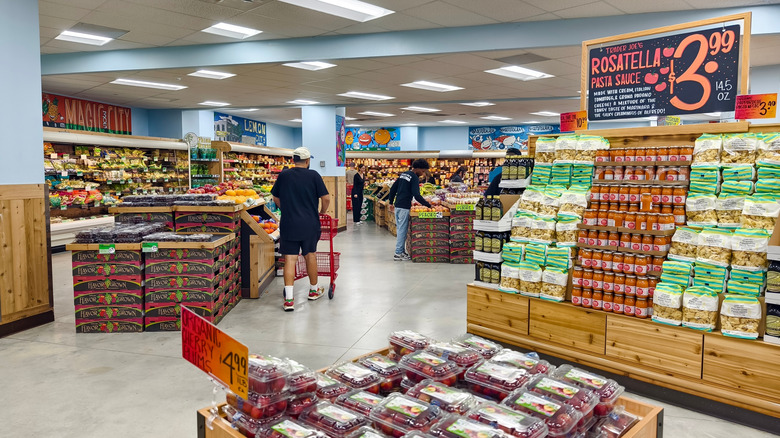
[43,93,132,135]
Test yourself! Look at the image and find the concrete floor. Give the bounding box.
[0,223,777,437]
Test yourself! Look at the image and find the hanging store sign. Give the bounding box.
[336,115,346,166]
[214,112,266,146]
[469,125,560,152]
[583,13,750,121]
[345,127,400,151]
[42,93,132,134]
[560,111,588,132]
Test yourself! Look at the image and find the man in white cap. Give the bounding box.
[271,147,331,311]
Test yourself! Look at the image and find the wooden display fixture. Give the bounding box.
[197,347,664,438]
[594,160,693,167]
[592,179,689,186]
[239,206,276,299]
[577,223,675,237]
[466,284,780,419]
[322,176,347,230]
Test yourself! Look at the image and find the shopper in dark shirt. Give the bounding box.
[271,147,331,311]
[485,147,521,196]
[388,159,432,261]
[451,166,468,184]
[351,164,366,224]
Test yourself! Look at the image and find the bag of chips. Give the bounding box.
[721,133,758,164]
[731,228,770,271]
[652,283,684,326]
[720,295,762,339]
[686,193,718,226]
[696,227,732,267]
[740,194,780,232]
[540,267,568,302]
[693,133,722,165]
[682,286,719,332]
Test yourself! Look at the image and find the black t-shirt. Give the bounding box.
[271,167,329,240]
[388,170,431,209]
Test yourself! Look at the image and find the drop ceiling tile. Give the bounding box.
[43,0,111,8]
[350,64,442,83]
[442,0,547,21]
[122,0,246,20]
[226,15,329,37]
[350,13,441,32]
[553,1,624,19]
[432,53,507,71]
[249,2,356,33]
[526,45,582,59]
[402,1,498,26]
[331,22,390,35]
[119,29,180,46]
[522,0,594,12]
[39,1,94,21]
[80,11,195,39]
[40,26,62,39]
[517,12,561,21]
[94,1,214,30]
[402,59,479,76]
[685,0,763,7]
[603,0,693,13]
[38,14,78,31]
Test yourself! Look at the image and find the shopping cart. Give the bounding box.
[293,214,340,299]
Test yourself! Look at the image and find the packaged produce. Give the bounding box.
[397,351,459,386]
[518,262,543,298]
[406,379,476,414]
[549,365,624,417]
[715,193,745,228]
[335,390,385,417]
[693,134,722,165]
[249,354,292,394]
[347,426,386,438]
[521,375,599,428]
[681,286,720,331]
[555,216,579,247]
[651,284,684,326]
[358,354,404,394]
[502,390,582,437]
[424,342,482,377]
[499,262,521,293]
[535,137,556,164]
[731,228,770,271]
[327,362,382,394]
[317,373,351,401]
[466,401,548,438]
[591,406,640,438]
[685,193,718,226]
[757,132,780,165]
[741,194,780,231]
[428,415,511,438]
[400,377,415,393]
[389,330,433,358]
[298,401,368,437]
[451,334,502,359]
[554,135,578,162]
[720,295,762,339]
[287,359,318,395]
[668,227,700,262]
[463,360,530,400]
[491,349,554,375]
[255,417,328,438]
[721,133,758,164]
[369,393,444,438]
[222,404,284,438]
[696,227,733,267]
[288,393,319,418]
[541,268,568,302]
[226,390,290,420]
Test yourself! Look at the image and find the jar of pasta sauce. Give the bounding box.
[635,298,649,318]
[572,286,582,306]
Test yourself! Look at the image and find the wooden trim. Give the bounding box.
[155,234,234,249]
[0,310,54,337]
[0,304,53,324]
[173,205,245,212]
[66,243,142,251]
[109,206,173,213]
[43,126,183,143]
[580,122,749,139]
[0,184,44,200]
[741,12,752,95]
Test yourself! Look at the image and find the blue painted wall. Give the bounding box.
[400,127,419,151]
[292,127,302,147]
[267,123,296,149]
[418,126,470,151]
[131,108,149,136]
[147,109,183,139]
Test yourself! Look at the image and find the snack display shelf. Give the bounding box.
[197,347,663,438]
[594,161,693,167]
[577,224,676,237]
[498,177,531,189]
[51,216,115,248]
[473,251,503,263]
[592,179,689,186]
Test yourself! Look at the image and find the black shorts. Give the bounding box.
[280,235,319,256]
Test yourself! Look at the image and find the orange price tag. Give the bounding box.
[560,111,588,132]
[734,94,778,120]
[181,307,248,399]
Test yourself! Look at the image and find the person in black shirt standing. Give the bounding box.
[351,164,366,225]
[451,165,468,184]
[387,159,432,261]
[485,147,521,196]
[271,147,331,311]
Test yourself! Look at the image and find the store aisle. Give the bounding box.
[0,223,775,437]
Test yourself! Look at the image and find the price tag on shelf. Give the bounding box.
[182,307,249,400]
[164,178,169,182]
[418,211,443,219]
[455,204,475,211]
[107,180,112,184]
[735,93,778,119]
[116,192,121,196]
[60,205,67,211]
[142,242,158,253]
[67,188,73,193]
[81,154,87,161]
[94,172,100,177]
[162,167,167,172]
[153,157,158,162]
[50,153,57,159]
[169,188,174,192]
[76,172,83,177]
[146,179,151,183]
[63,154,69,160]
[61,170,68,177]
[98,244,116,255]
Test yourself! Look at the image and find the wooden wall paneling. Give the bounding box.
[702,334,780,402]
[467,285,529,337]
[529,299,607,355]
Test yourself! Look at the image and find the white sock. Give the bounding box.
[310,283,318,291]
[284,286,294,300]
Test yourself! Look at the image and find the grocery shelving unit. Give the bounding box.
[212,141,293,189]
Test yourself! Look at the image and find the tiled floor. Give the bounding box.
[0,223,777,437]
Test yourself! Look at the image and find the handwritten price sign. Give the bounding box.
[734,94,777,119]
[588,24,740,120]
[182,307,248,399]
[560,111,588,132]
[418,211,443,219]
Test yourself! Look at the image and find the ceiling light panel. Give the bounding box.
[55,30,113,46]
[485,66,554,81]
[290,119,303,122]
[347,124,362,127]
[110,79,187,91]
[461,102,495,107]
[283,61,337,71]
[187,70,236,80]
[344,117,357,121]
[288,99,320,105]
[530,111,560,117]
[278,0,394,22]
[481,116,511,121]
[440,120,466,124]
[199,101,231,107]
[202,22,262,39]
[401,106,440,113]
[338,91,394,101]
[401,81,463,92]
[229,108,259,112]
[358,111,394,117]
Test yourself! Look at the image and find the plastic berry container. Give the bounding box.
[451,334,503,359]
[522,375,599,430]
[430,415,513,438]
[299,401,369,438]
[491,350,555,376]
[287,393,319,419]
[327,362,383,394]
[222,404,283,438]
[358,354,404,394]
[335,389,386,416]
[405,379,476,415]
[347,426,388,438]
[397,351,460,386]
[316,373,351,401]
[369,393,445,438]
[463,361,531,401]
[550,365,624,417]
[226,390,291,420]
[287,359,318,395]
[502,391,582,438]
[400,377,415,393]
[401,432,437,438]
[389,330,433,358]
[424,342,482,379]
[248,354,292,394]
[255,417,329,438]
[592,407,639,438]
[466,401,548,438]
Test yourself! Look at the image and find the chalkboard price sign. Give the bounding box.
[588,24,741,120]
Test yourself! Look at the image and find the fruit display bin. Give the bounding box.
[197,348,663,438]
[174,204,243,234]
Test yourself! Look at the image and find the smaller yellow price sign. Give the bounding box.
[455,204,475,211]
[418,211,443,219]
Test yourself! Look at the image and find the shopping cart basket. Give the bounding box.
[293,214,340,299]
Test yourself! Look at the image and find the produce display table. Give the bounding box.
[467,283,780,419]
[173,204,244,234]
[196,348,664,438]
[110,206,174,231]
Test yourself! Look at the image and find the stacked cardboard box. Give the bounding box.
[409,213,450,263]
[449,208,475,264]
